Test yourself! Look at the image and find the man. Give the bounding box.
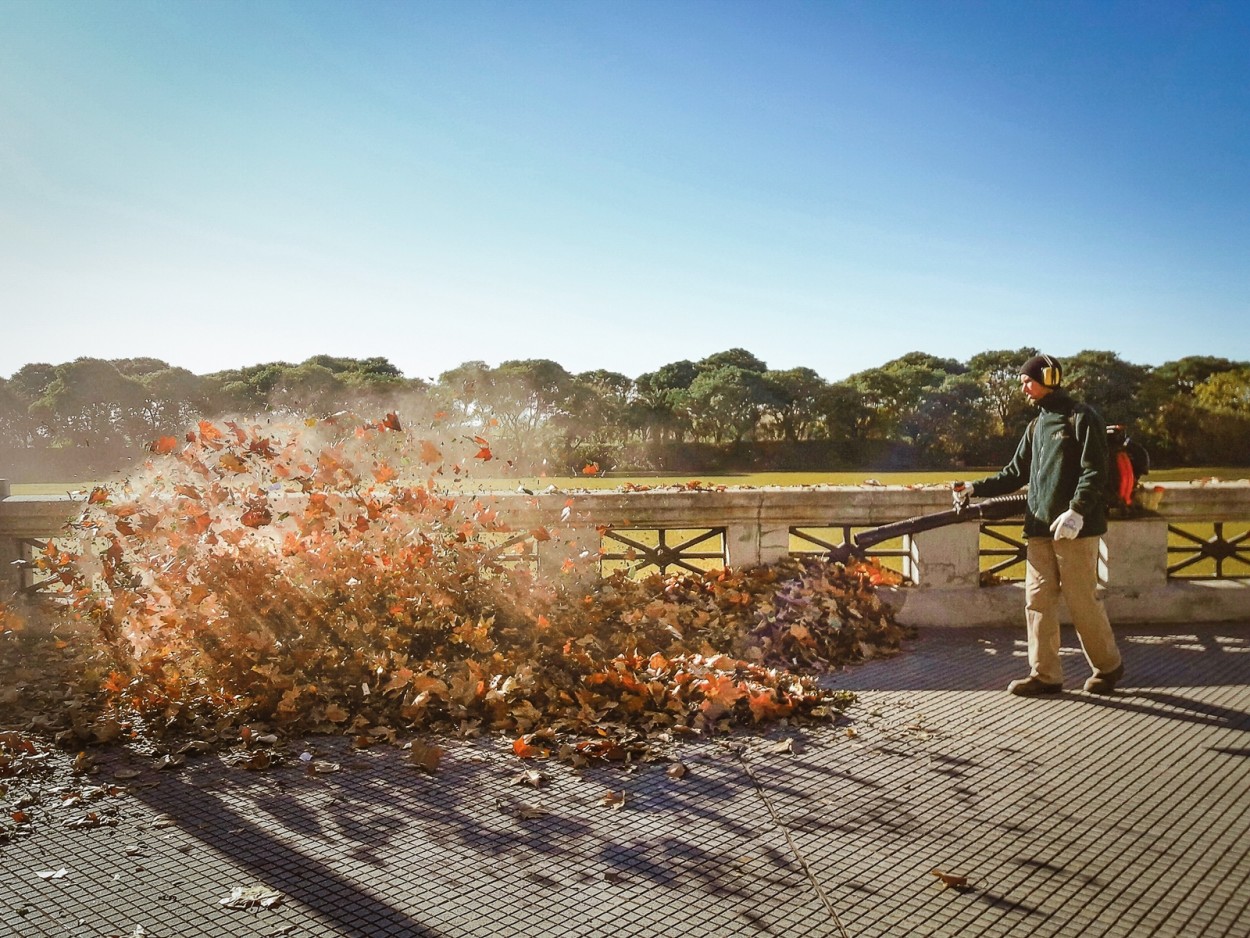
[953,353,1125,697]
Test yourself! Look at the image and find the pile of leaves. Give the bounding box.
[12,414,911,764]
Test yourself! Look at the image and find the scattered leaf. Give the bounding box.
[219,885,284,910]
[407,742,443,774]
[931,869,972,890]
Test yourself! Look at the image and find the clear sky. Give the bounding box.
[2,0,1247,384]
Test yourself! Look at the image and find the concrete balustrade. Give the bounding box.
[3,478,1247,627]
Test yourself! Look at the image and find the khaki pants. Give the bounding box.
[1024,536,1122,685]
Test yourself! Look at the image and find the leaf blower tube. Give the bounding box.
[829,493,1028,564]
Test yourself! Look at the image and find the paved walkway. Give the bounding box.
[3,622,1249,937]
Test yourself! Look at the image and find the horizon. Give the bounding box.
[3,0,1248,383]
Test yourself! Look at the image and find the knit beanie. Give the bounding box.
[1021,354,1063,388]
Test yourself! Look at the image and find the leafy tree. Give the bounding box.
[0,377,38,446]
[110,357,174,378]
[30,358,149,447]
[268,363,347,416]
[1062,350,1151,426]
[632,361,699,443]
[900,374,995,465]
[697,348,768,374]
[203,362,295,413]
[1194,367,1250,416]
[685,365,779,443]
[846,353,963,441]
[435,360,494,420]
[566,370,634,442]
[137,367,207,433]
[1152,356,1244,394]
[816,382,871,443]
[760,367,829,442]
[7,363,58,406]
[967,348,1039,435]
[304,354,403,380]
[556,370,635,468]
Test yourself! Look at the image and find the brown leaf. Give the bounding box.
[512,769,546,788]
[407,742,443,774]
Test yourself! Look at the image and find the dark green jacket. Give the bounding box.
[970,389,1109,539]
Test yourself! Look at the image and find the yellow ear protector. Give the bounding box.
[1040,355,1061,387]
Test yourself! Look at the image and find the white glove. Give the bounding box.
[951,482,973,511]
[1050,508,1084,540]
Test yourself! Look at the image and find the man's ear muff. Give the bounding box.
[1041,356,1061,387]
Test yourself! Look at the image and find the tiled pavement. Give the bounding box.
[2,622,1248,938]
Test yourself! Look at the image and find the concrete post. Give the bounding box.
[724,521,790,567]
[1100,520,1169,590]
[723,522,761,567]
[0,478,16,595]
[908,523,982,588]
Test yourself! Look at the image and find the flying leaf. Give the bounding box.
[241,505,272,528]
[418,439,442,464]
[149,436,179,455]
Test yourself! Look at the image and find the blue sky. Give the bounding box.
[2,0,1247,384]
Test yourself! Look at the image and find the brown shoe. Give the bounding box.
[1007,676,1064,697]
[1084,663,1124,695]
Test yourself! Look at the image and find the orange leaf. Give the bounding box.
[418,439,442,464]
[932,869,971,889]
[198,420,224,443]
[149,436,179,455]
[241,506,272,528]
[475,446,493,461]
[382,411,402,431]
[372,462,398,483]
[513,735,550,759]
[582,462,600,476]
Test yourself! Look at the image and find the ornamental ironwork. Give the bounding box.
[1166,523,1250,580]
[599,527,725,575]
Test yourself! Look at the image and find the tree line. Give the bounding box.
[2,349,1249,480]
